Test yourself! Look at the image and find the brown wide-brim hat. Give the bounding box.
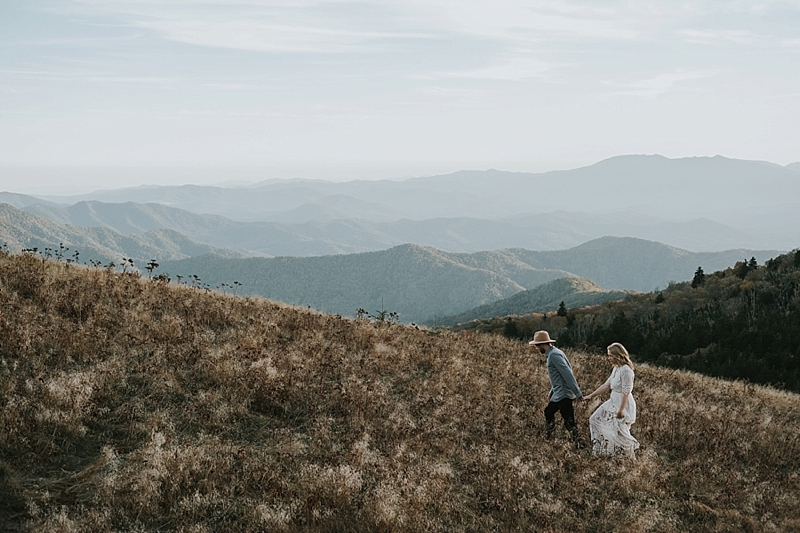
[528,330,556,345]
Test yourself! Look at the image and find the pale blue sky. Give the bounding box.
[2,0,799,190]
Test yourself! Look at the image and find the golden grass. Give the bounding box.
[1,252,799,532]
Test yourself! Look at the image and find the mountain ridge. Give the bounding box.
[13,154,799,251]
[432,276,635,327]
[29,154,800,219]
[159,244,571,323]
[0,202,782,322]
[21,199,779,255]
[158,238,781,323]
[0,203,248,265]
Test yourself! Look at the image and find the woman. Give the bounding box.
[582,343,640,459]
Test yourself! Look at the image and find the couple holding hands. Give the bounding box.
[530,330,640,459]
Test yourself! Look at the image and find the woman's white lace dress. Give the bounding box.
[589,365,640,458]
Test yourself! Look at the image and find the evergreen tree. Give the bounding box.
[557,301,567,317]
[503,317,518,339]
[691,266,706,288]
[733,260,750,279]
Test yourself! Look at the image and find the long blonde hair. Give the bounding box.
[607,342,634,369]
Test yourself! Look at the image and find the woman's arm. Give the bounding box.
[583,380,611,401]
[615,365,634,417]
[616,393,629,418]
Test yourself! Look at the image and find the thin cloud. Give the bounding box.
[601,69,719,98]
[1,68,175,86]
[436,56,560,81]
[17,36,144,47]
[56,0,645,54]
[139,18,437,53]
[680,29,765,46]
[381,0,643,46]
[650,0,783,16]
[57,1,439,54]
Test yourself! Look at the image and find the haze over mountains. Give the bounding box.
[0,200,776,321]
[0,204,246,264]
[4,154,799,253]
[0,154,795,322]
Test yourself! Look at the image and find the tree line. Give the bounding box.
[457,249,800,392]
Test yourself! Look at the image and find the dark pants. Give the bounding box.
[544,398,580,439]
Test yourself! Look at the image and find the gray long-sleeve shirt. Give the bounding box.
[546,346,582,402]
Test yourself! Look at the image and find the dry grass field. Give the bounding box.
[1,250,799,532]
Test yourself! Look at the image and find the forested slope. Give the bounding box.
[432,277,634,327]
[158,238,779,323]
[473,251,800,392]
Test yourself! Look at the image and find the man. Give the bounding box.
[530,330,583,443]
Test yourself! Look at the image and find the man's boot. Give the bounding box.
[568,425,586,449]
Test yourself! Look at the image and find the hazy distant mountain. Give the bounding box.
[22,201,383,256]
[0,192,54,209]
[23,200,773,256]
[158,237,779,323]
[0,204,246,266]
[263,194,406,223]
[37,155,799,221]
[22,201,279,254]
[160,244,572,323]
[407,155,800,222]
[432,277,635,327]
[39,180,483,222]
[0,200,782,322]
[787,162,800,172]
[499,237,780,291]
[23,201,229,234]
[29,155,800,251]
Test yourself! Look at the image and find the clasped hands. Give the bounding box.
[580,395,624,418]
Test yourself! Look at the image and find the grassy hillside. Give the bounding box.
[432,277,635,327]
[1,251,799,532]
